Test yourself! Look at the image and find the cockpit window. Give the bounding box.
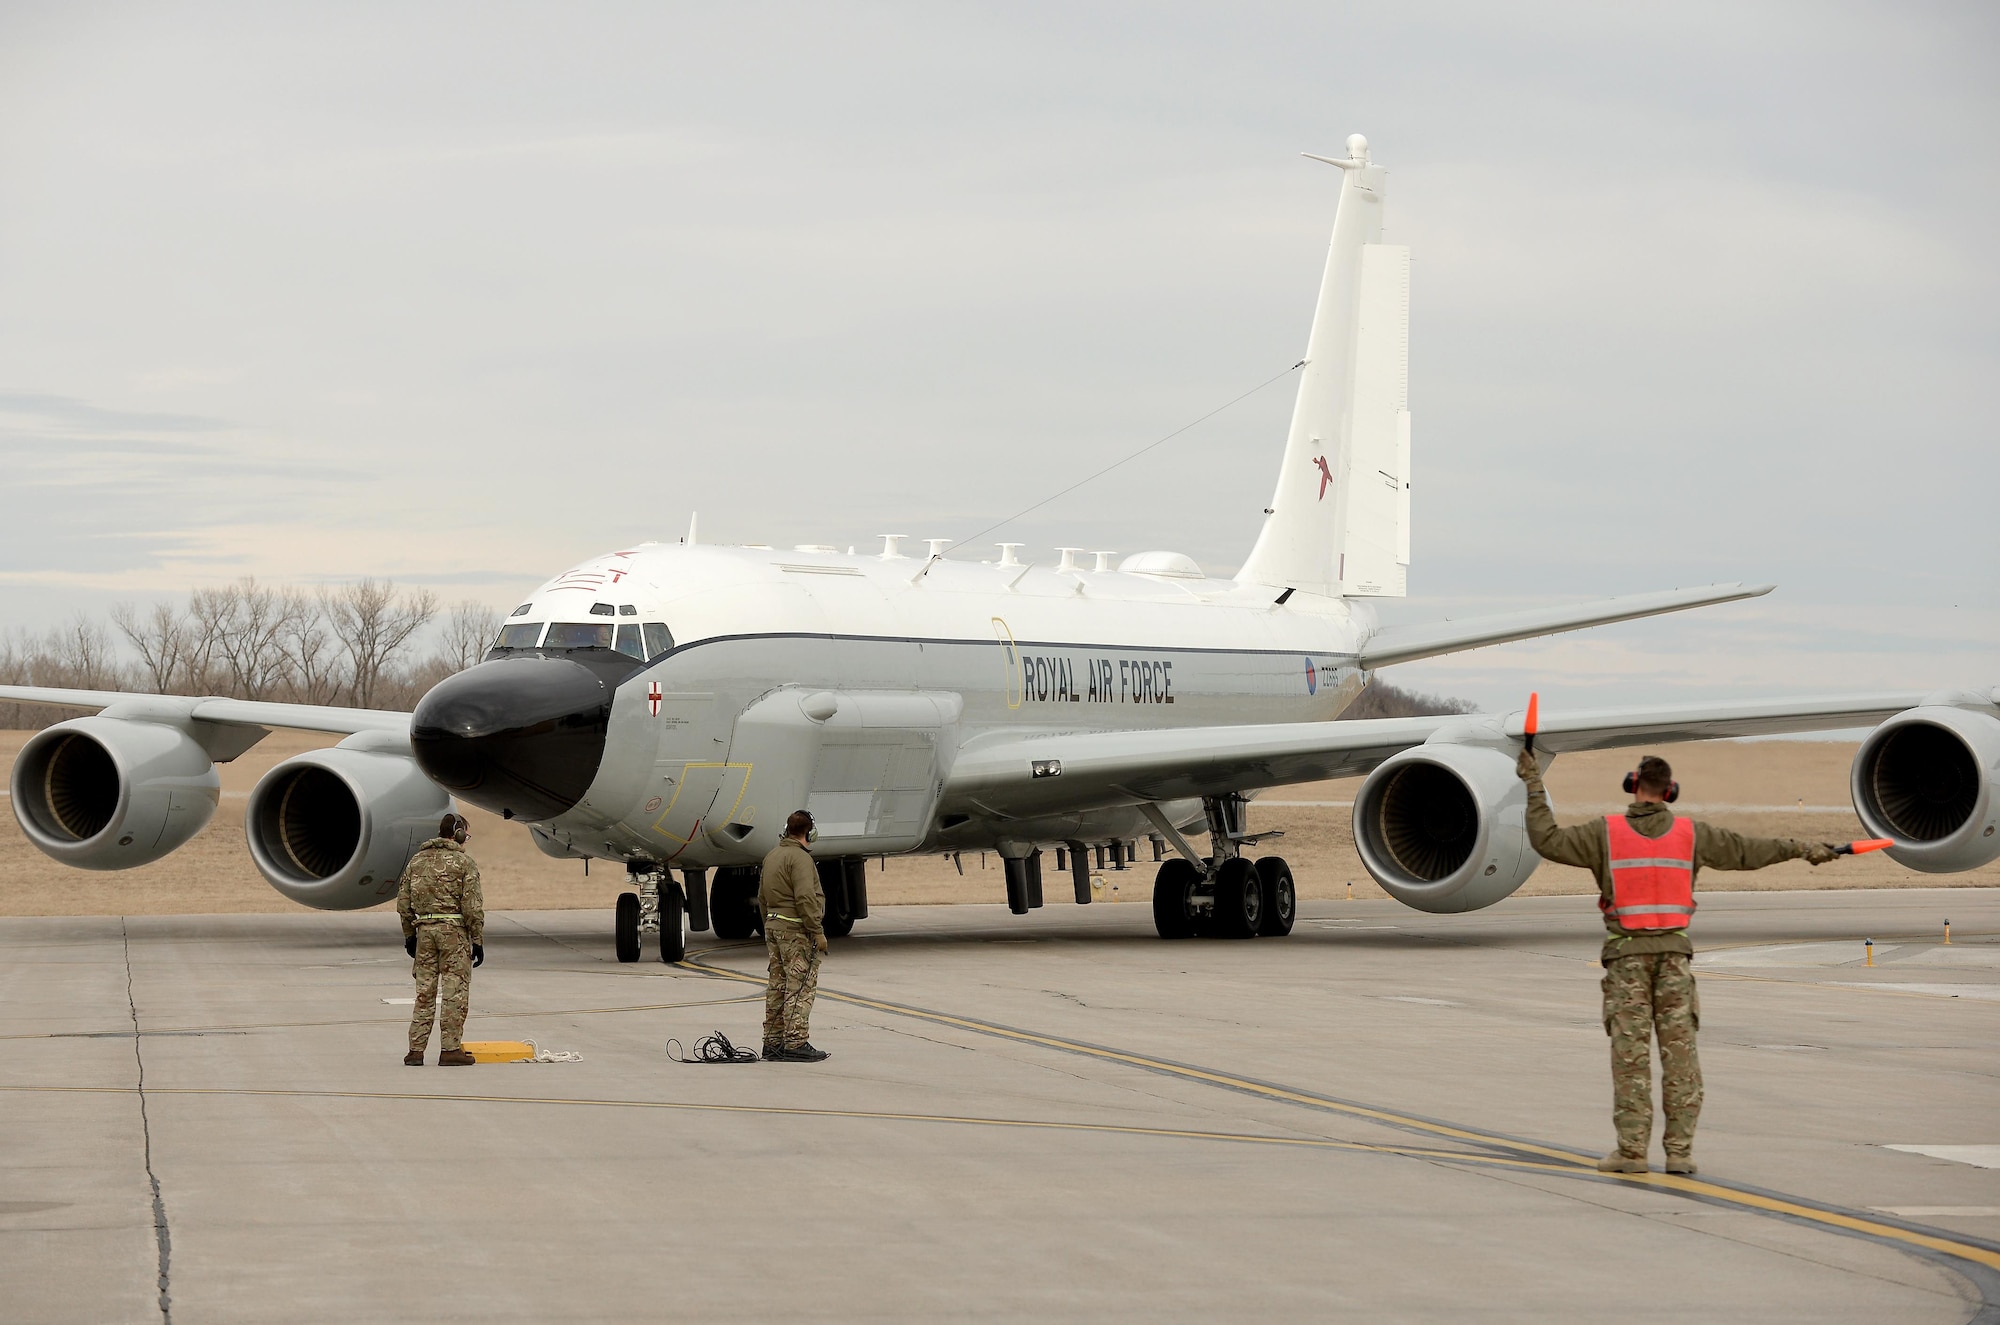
[617,604,638,616]
[495,622,544,649]
[613,623,646,660]
[544,622,614,650]
[509,603,533,617]
[643,623,675,659]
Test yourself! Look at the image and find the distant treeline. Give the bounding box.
[0,578,498,729]
[1336,678,1476,720]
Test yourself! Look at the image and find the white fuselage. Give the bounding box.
[513,542,1372,868]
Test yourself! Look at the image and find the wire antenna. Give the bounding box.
[947,359,1306,555]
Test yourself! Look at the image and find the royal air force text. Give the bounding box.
[1021,655,1173,705]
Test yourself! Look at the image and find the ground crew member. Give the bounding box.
[397,812,485,1067]
[759,809,829,1062]
[1517,751,1840,1174]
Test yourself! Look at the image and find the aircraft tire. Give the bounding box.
[615,891,641,962]
[659,882,687,963]
[1255,857,1297,937]
[1210,857,1263,939]
[1151,858,1202,939]
[823,872,856,940]
[710,869,760,942]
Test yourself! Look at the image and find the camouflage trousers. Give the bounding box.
[1603,951,1702,1159]
[762,924,821,1049]
[410,923,473,1054]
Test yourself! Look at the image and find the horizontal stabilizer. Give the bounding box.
[1357,582,1774,670]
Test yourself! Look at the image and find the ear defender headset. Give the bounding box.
[1621,770,1680,803]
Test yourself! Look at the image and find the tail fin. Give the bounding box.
[1236,135,1411,599]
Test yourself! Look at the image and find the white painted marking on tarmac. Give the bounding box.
[1829,983,2000,1001]
[1883,1145,2000,1170]
[1873,1207,2000,1217]
[381,998,414,1005]
[1381,996,1460,1006]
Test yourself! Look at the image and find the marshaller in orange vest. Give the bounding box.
[1515,751,1842,1175]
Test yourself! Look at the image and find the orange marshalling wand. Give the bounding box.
[1837,839,1896,855]
[1524,692,1540,754]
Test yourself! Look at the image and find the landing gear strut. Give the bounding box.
[1149,794,1296,940]
[619,860,687,963]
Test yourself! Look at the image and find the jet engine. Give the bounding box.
[9,715,220,868]
[246,733,452,909]
[1852,704,2000,873]
[1353,738,1539,913]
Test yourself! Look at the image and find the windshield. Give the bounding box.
[544,622,614,650]
[494,622,544,649]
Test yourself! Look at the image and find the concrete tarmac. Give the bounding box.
[3,887,1997,1323]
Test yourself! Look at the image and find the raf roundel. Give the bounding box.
[1305,658,1318,695]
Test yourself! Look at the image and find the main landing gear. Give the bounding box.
[617,860,693,963]
[1150,795,1297,940]
[702,859,872,943]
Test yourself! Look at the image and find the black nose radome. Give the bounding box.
[411,656,613,821]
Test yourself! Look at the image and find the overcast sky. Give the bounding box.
[2,2,1993,711]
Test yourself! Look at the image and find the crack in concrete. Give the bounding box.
[120,919,172,1325]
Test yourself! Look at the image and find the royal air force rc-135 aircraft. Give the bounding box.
[7,135,1998,961]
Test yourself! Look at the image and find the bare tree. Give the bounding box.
[211,577,301,700]
[1336,679,1476,720]
[184,585,234,695]
[46,616,124,689]
[438,600,501,674]
[324,579,438,708]
[281,589,346,705]
[112,600,194,694]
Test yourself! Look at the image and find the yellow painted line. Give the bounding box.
[0,993,762,1042]
[1622,1171,2000,1272]
[680,958,1591,1163]
[0,1083,1540,1167]
[676,956,2000,1275]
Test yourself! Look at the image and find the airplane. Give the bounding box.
[7,134,1996,964]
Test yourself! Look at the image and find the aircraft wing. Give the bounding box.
[0,686,409,742]
[943,690,1954,819]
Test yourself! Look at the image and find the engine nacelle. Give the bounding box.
[1353,738,1539,913]
[9,715,220,869]
[246,733,452,910]
[1852,704,2000,874]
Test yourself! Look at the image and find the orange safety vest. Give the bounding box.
[1601,815,1696,930]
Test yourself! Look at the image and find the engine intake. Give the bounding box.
[246,737,452,909]
[9,716,219,868]
[1852,706,2000,873]
[1354,740,1539,913]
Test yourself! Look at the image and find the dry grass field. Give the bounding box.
[1,729,1992,918]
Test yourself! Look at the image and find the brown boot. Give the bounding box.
[1664,1154,1697,1175]
[437,1049,476,1066]
[1596,1152,1648,1174]
[403,1051,425,1066]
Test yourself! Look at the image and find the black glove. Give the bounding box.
[472,943,485,968]
[404,935,417,959]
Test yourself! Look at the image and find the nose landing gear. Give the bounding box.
[617,861,687,963]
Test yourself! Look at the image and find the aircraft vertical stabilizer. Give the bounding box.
[1236,135,1411,599]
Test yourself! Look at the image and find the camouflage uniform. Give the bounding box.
[758,837,825,1050]
[1520,758,1815,1162]
[397,836,485,1055]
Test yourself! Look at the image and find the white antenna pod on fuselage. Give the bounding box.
[1237,134,1411,599]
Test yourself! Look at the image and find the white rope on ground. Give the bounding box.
[509,1038,582,1064]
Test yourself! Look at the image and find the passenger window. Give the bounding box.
[643,623,676,660]
[613,624,646,660]
[544,622,614,650]
[495,622,544,649]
